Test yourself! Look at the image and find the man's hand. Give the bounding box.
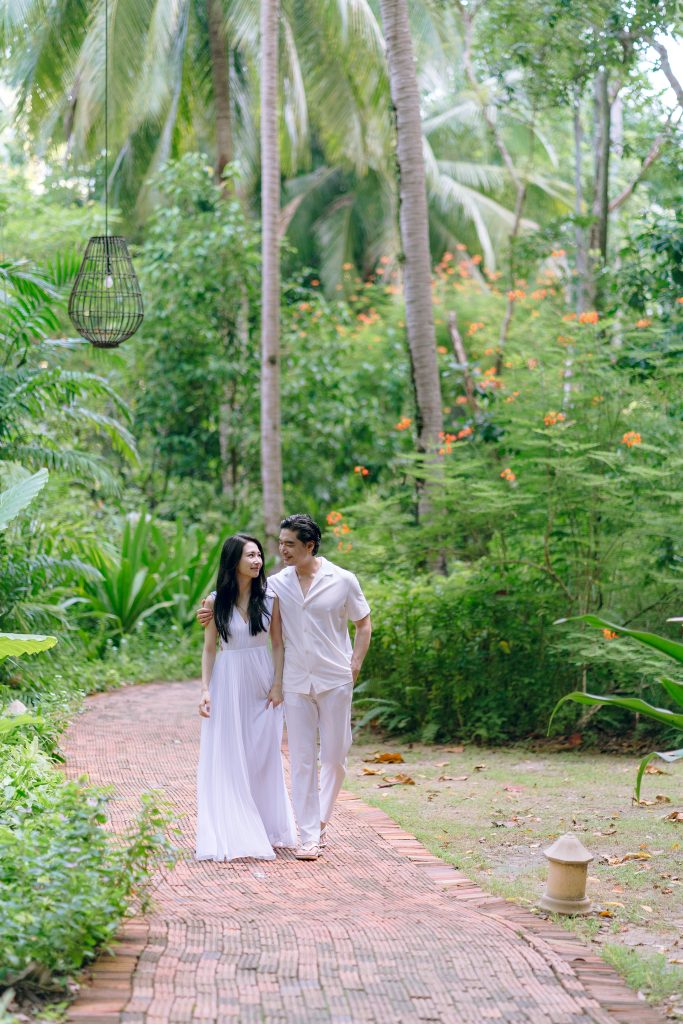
[196,594,215,628]
[351,660,361,684]
[266,684,284,709]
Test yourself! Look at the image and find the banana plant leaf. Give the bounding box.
[635,748,683,801]
[549,691,683,731]
[555,614,683,664]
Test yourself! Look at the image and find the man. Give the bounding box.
[198,513,372,861]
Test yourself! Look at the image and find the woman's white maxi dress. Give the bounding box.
[196,592,298,860]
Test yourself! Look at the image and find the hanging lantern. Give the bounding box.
[68,236,143,347]
[68,0,143,348]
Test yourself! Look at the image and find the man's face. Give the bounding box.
[279,529,314,567]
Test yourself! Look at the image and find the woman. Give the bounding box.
[196,534,298,860]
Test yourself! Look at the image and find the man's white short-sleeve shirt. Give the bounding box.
[268,557,370,694]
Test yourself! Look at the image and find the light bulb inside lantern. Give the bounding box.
[104,274,114,289]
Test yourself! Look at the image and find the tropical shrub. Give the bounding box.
[551,615,683,799]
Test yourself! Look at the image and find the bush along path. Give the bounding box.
[62,681,665,1024]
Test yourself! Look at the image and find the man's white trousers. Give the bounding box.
[284,682,353,847]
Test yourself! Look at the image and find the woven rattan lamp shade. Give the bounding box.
[68,236,144,348]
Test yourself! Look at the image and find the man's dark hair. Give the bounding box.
[280,513,322,555]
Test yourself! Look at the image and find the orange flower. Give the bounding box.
[455,395,468,406]
[602,629,619,641]
[579,310,599,324]
[327,511,343,526]
[455,243,467,252]
[468,322,485,335]
[507,289,526,301]
[380,255,390,264]
[310,279,320,287]
[543,411,566,427]
[531,289,548,300]
[562,312,577,322]
[621,431,642,448]
[676,296,683,304]
[551,249,566,258]
[527,358,538,369]
[457,426,473,439]
[592,395,604,405]
[437,345,448,354]
[299,302,311,312]
[471,254,482,265]
[505,391,520,404]
[354,465,369,477]
[342,262,353,271]
[635,318,651,328]
[395,417,412,431]
[484,346,495,355]
[500,467,516,483]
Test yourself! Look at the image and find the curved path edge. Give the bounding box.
[61,681,664,1024]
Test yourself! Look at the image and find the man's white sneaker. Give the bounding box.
[294,842,320,860]
[319,826,328,849]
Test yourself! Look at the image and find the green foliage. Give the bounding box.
[0,635,57,662]
[76,511,225,634]
[0,760,176,989]
[551,614,683,799]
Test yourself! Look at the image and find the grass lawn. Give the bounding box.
[345,738,683,1014]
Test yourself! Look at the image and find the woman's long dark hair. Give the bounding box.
[213,534,271,643]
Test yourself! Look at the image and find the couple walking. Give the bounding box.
[195,513,372,862]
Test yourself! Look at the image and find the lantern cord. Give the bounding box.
[104,0,109,243]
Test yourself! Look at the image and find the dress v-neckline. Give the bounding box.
[234,606,249,625]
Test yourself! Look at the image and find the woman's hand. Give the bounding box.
[266,684,284,709]
[198,690,211,717]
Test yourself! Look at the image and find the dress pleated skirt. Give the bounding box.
[196,645,298,861]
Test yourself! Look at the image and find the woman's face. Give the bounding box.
[237,541,263,580]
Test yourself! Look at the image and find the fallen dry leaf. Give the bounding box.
[377,772,415,788]
[364,752,405,764]
[438,774,469,782]
[435,761,450,767]
[640,905,653,913]
[611,885,624,894]
[361,766,384,776]
[645,764,669,775]
[638,794,671,806]
[599,909,614,918]
[473,763,488,771]
[669,958,683,965]
[504,784,524,792]
[443,746,464,753]
[665,810,683,823]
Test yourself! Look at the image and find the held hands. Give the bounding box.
[196,596,215,628]
[266,684,284,709]
[198,690,211,717]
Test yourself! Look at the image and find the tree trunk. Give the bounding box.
[378,0,443,508]
[207,0,233,189]
[573,90,589,314]
[589,68,611,305]
[260,0,284,557]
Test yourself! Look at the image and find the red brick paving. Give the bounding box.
[63,681,663,1024]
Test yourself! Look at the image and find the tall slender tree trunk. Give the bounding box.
[207,0,233,189]
[573,90,589,314]
[589,69,611,306]
[260,0,284,557]
[378,0,443,492]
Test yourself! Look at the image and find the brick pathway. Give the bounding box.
[63,681,663,1024]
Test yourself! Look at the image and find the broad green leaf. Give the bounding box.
[549,691,683,731]
[0,632,58,661]
[660,677,683,708]
[555,614,683,665]
[635,748,683,801]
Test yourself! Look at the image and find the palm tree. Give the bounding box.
[259,0,283,557]
[378,0,442,465]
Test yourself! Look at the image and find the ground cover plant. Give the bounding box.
[346,739,683,1016]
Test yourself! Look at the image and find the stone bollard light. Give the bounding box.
[539,833,594,915]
